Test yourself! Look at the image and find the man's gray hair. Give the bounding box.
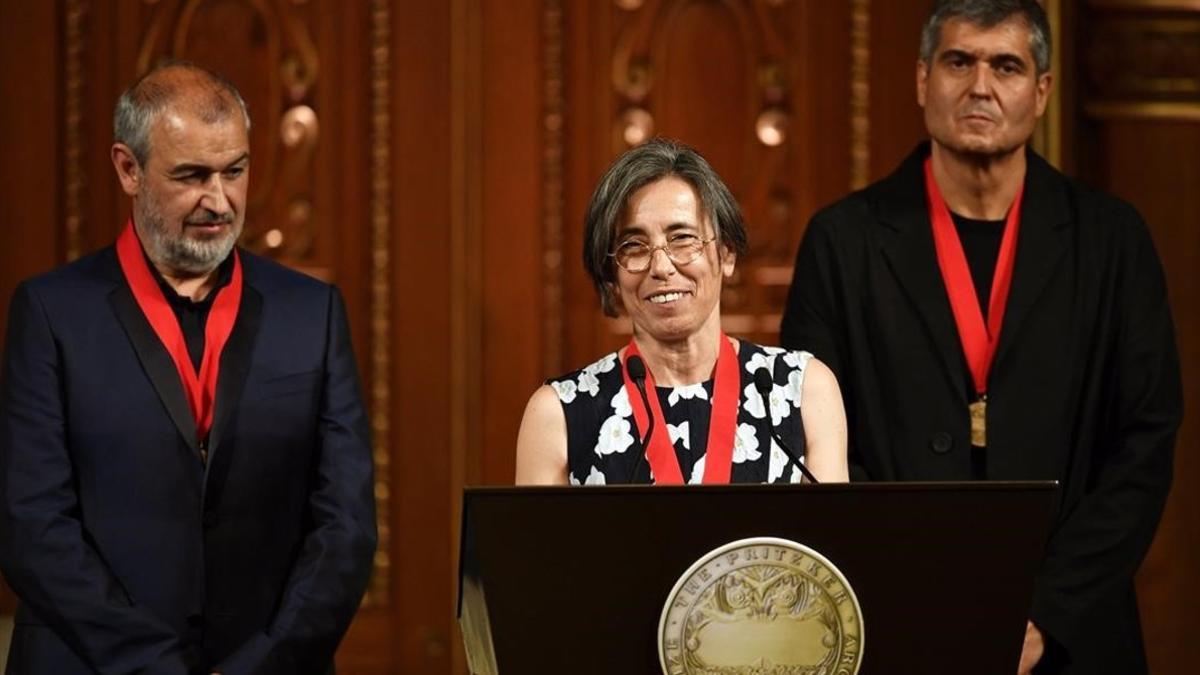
[113,60,251,166]
[583,138,748,317]
[919,0,1052,75]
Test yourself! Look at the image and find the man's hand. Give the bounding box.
[1018,621,1044,675]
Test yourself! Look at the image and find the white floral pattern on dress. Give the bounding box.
[744,382,766,419]
[555,343,810,486]
[768,439,788,483]
[585,465,606,485]
[551,379,577,404]
[743,381,791,427]
[788,463,803,483]
[667,421,691,450]
[568,465,607,485]
[594,416,634,456]
[733,423,761,463]
[667,384,709,407]
[786,369,804,408]
[688,453,707,485]
[611,386,632,417]
[577,369,600,397]
[589,352,618,374]
[783,351,811,408]
[767,438,805,484]
[746,352,776,379]
[783,350,809,369]
[570,353,619,399]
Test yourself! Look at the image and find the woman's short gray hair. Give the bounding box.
[113,61,251,166]
[583,138,748,317]
[919,0,1052,75]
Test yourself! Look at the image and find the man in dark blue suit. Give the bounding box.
[0,62,376,674]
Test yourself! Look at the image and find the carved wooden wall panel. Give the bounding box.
[562,0,863,365]
[1079,2,1200,672]
[0,0,62,619]
[125,0,329,278]
[2,1,1197,674]
[0,0,398,670]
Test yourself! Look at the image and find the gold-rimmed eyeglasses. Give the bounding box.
[608,234,717,273]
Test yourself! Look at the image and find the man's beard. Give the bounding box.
[135,196,240,276]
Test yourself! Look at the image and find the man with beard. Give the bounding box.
[780,1,1180,674]
[0,63,376,674]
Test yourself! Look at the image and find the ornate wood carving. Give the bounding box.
[365,0,392,609]
[849,0,870,190]
[64,0,89,262]
[543,0,565,375]
[1083,5,1200,121]
[1085,16,1200,101]
[603,0,806,343]
[133,0,325,271]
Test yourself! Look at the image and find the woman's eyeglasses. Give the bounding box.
[608,234,717,273]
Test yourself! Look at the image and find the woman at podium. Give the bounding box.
[516,139,847,486]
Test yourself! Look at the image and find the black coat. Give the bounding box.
[781,143,1181,674]
[0,246,377,674]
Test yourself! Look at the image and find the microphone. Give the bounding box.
[753,367,819,484]
[625,355,654,483]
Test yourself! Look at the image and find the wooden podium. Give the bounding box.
[458,481,1056,674]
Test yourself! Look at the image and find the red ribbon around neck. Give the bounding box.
[116,219,242,441]
[620,334,739,484]
[924,157,1023,396]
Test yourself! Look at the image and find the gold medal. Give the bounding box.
[969,396,987,447]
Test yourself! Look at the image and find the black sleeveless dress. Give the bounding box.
[547,341,813,485]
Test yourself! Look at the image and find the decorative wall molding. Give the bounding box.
[1088,0,1200,9]
[1084,100,1200,120]
[1031,0,1063,166]
[598,0,805,339]
[134,0,325,269]
[64,0,88,262]
[542,0,565,375]
[1084,16,1200,101]
[849,0,870,190]
[365,0,392,609]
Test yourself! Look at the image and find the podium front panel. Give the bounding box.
[459,481,1055,674]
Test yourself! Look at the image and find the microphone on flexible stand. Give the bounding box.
[625,355,654,484]
[753,368,819,484]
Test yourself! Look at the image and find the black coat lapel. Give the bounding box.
[108,272,200,456]
[992,151,1070,372]
[202,268,262,508]
[205,276,262,472]
[877,147,969,401]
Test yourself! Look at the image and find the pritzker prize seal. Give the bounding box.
[659,537,864,674]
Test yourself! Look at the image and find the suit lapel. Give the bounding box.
[992,151,1070,372]
[877,147,969,402]
[204,274,262,482]
[108,270,201,456]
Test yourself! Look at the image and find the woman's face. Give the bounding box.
[611,176,736,343]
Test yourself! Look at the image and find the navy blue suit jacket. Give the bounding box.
[0,245,377,674]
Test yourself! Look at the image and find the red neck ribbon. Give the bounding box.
[620,334,739,484]
[924,157,1024,396]
[116,219,243,441]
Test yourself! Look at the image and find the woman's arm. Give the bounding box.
[799,357,849,482]
[514,384,570,485]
